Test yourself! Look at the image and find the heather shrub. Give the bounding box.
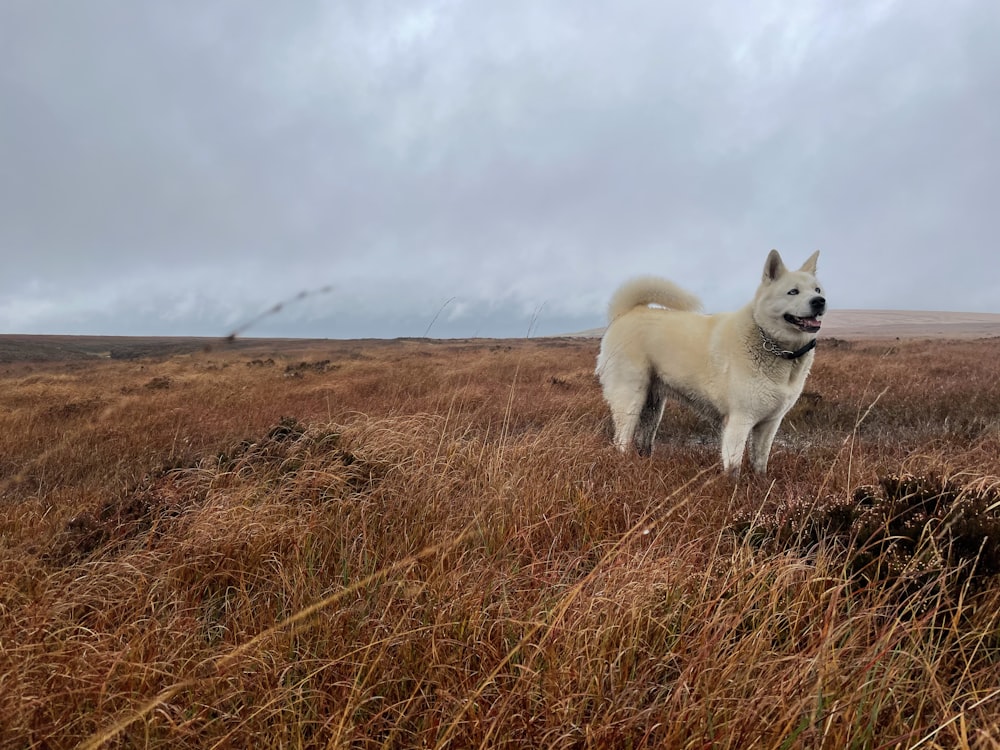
[734,472,1000,602]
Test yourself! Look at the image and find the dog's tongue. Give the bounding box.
[802,317,822,329]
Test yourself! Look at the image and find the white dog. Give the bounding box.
[596,250,825,476]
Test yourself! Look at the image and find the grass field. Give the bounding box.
[2,335,999,749]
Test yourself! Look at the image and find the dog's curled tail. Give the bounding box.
[607,276,703,322]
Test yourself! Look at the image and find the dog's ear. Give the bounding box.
[798,250,820,274]
[763,249,787,282]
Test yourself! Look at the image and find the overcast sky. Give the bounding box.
[1,1,998,338]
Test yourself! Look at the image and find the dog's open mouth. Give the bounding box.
[784,313,822,333]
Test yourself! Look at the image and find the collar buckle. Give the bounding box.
[759,328,817,360]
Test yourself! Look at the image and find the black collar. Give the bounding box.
[759,328,817,360]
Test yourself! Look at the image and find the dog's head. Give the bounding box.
[753,249,826,340]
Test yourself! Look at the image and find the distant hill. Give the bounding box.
[0,335,331,363]
[818,309,1000,339]
[567,309,1000,340]
[3,311,1000,363]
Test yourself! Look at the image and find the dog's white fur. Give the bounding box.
[596,250,825,476]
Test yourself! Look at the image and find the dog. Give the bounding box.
[595,250,825,476]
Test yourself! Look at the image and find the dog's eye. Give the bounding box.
[815,287,821,293]
[787,288,799,295]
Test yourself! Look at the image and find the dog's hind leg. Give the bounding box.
[610,395,645,453]
[634,377,666,457]
[603,369,652,453]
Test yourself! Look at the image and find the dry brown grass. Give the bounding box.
[2,336,1000,749]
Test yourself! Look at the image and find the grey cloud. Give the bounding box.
[1,1,998,336]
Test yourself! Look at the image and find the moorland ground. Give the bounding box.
[1,334,1000,748]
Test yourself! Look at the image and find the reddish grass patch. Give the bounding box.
[2,337,1000,748]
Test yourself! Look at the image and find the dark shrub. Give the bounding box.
[733,473,1000,601]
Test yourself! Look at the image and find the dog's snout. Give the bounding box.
[811,296,826,314]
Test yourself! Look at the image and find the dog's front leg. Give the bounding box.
[749,418,783,476]
[720,414,754,477]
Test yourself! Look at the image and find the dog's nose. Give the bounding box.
[811,296,826,314]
